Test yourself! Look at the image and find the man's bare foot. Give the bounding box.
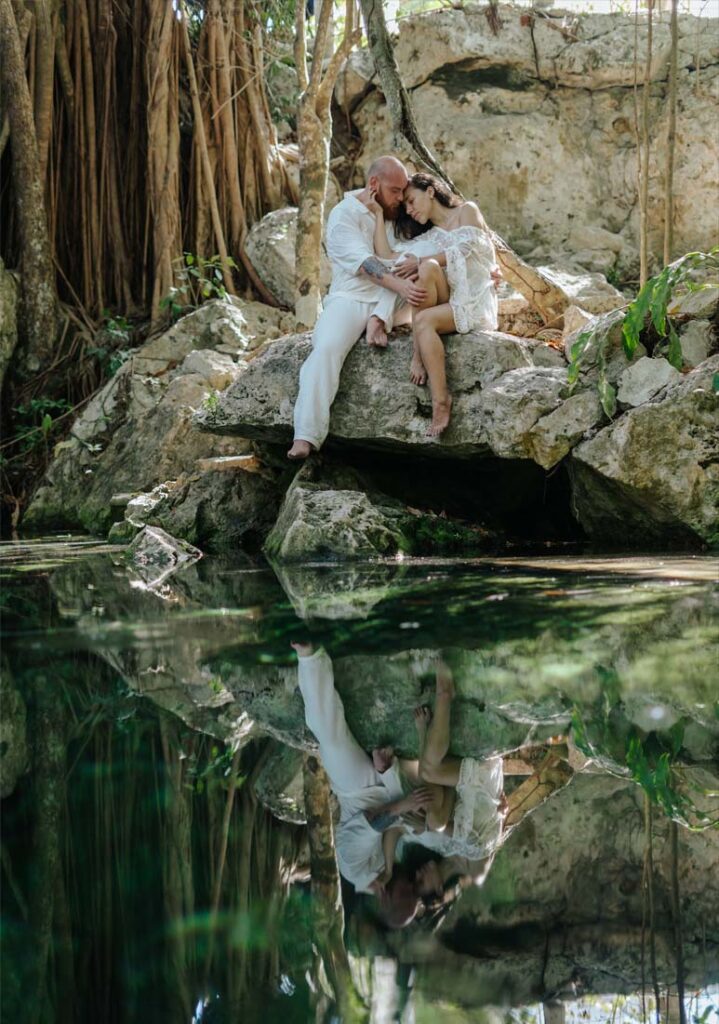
[287,439,313,460]
[428,394,452,437]
[291,641,314,657]
[366,315,388,348]
[435,662,455,699]
[409,355,427,386]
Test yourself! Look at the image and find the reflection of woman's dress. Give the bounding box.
[406,755,504,861]
[401,225,499,333]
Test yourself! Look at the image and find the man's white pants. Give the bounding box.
[298,649,377,801]
[293,290,405,449]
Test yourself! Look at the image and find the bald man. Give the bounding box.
[288,156,427,460]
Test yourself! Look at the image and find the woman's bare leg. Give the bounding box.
[418,663,462,787]
[413,304,457,436]
[410,260,450,386]
[412,706,453,830]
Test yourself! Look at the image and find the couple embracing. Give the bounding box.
[287,155,500,458]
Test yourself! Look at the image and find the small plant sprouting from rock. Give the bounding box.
[568,248,719,418]
[202,390,220,417]
[160,252,238,322]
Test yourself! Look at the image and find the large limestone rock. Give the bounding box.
[109,459,284,553]
[571,356,719,546]
[344,6,718,275]
[245,207,332,308]
[24,300,286,535]
[197,330,581,466]
[616,355,682,408]
[264,462,502,562]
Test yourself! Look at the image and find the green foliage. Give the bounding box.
[622,248,719,369]
[86,311,134,376]
[160,252,238,322]
[567,249,719,417]
[11,397,73,455]
[573,705,718,832]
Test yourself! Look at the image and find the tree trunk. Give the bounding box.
[358,0,571,325]
[0,0,59,370]
[663,0,679,266]
[295,97,329,329]
[294,0,361,329]
[146,0,182,322]
[639,1,654,287]
[28,671,66,1024]
[303,754,367,1022]
[359,0,458,191]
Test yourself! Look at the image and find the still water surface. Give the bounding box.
[1,538,717,1023]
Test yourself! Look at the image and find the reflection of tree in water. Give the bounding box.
[1,651,321,1024]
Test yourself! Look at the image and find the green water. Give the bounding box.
[1,538,717,1023]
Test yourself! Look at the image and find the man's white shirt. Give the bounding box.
[324,190,411,303]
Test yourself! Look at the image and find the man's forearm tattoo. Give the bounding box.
[360,256,387,281]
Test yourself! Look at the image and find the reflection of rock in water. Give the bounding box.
[348,775,719,1010]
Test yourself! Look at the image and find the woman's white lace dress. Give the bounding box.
[404,755,504,861]
[401,224,499,332]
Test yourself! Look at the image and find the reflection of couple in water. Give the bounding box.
[293,643,574,928]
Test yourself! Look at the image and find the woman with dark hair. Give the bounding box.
[364,171,499,436]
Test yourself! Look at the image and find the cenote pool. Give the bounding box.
[1,537,717,1023]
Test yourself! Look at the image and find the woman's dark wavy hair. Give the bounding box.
[394,171,462,240]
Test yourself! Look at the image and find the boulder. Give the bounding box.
[252,742,307,824]
[23,301,271,534]
[528,390,605,470]
[570,357,719,546]
[125,525,203,589]
[197,330,571,463]
[245,207,332,308]
[616,356,682,408]
[264,462,502,563]
[347,7,719,271]
[669,284,719,320]
[0,257,18,390]
[181,349,238,390]
[678,319,715,368]
[110,461,284,553]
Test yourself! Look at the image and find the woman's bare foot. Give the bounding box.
[409,355,427,386]
[435,662,455,699]
[413,704,432,741]
[287,439,314,460]
[428,393,452,437]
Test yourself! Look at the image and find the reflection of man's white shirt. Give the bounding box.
[334,763,405,894]
[325,190,413,304]
[298,647,406,893]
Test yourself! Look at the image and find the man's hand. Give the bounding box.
[491,267,502,290]
[396,279,428,306]
[393,255,420,281]
[398,786,435,813]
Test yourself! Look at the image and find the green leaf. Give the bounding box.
[598,377,616,418]
[712,373,719,394]
[185,253,195,266]
[41,414,53,436]
[666,321,683,370]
